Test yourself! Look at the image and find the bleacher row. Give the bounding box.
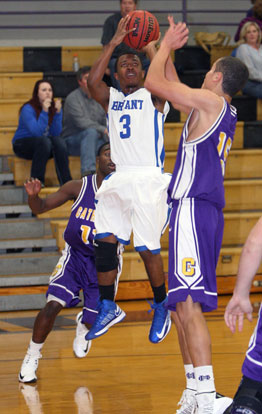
[1,45,262,311]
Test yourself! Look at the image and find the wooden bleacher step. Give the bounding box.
[0,47,23,72]
[224,179,262,211]
[61,46,102,71]
[0,251,60,276]
[0,236,57,253]
[0,127,16,155]
[0,73,42,99]
[0,217,52,239]
[0,98,25,126]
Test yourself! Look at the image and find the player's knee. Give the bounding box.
[95,240,119,272]
[44,300,63,317]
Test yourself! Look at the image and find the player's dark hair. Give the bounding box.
[76,66,91,82]
[20,79,56,125]
[214,56,249,97]
[114,51,143,73]
[97,142,110,156]
[120,0,138,4]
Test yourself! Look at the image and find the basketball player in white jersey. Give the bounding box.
[85,15,174,344]
[145,17,249,414]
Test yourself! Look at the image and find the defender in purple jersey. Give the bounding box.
[145,17,249,414]
[19,143,116,383]
[224,217,262,414]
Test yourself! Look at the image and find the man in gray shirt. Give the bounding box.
[62,66,108,176]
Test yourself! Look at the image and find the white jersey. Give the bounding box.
[107,87,169,169]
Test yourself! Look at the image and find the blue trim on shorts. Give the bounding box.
[94,232,113,239]
[135,245,161,254]
[116,237,130,245]
[95,233,130,245]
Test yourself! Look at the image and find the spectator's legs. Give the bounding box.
[13,137,52,185]
[65,129,106,177]
[51,136,72,185]
[243,80,262,99]
[80,128,106,176]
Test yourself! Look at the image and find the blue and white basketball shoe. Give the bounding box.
[149,297,171,343]
[85,299,126,340]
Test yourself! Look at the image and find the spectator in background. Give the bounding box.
[247,0,256,17]
[12,80,72,187]
[236,21,262,98]
[62,67,108,177]
[235,0,262,42]
[101,0,150,89]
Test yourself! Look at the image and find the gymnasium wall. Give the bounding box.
[0,0,252,47]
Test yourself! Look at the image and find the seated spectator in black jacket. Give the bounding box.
[12,80,72,187]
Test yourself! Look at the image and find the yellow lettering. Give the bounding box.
[75,206,83,218]
[217,132,227,156]
[80,225,91,245]
[80,208,87,220]
[182,258,196,277]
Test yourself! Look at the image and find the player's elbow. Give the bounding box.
[144,78,155,94]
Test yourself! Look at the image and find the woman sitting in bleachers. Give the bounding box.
[12,80,72,187]
[236,21,262,98]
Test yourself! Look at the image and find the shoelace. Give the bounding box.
[24,353,42,364]
[177,391,197,414]
[199,403,213,414]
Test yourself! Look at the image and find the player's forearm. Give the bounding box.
[28,195,47,214]
[145,42,170,93]
[88,42,115,88]
[165,55,180,83]
[234,240,262,297]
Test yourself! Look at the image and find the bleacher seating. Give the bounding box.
[1,44,262,311]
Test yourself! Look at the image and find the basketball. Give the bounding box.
[123,10,160,50]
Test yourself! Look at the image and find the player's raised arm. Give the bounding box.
[24,178,81,215]
[145,17,224,116]
[224,217,262,333]
[88,15,133,111]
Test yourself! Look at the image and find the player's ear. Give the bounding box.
[142,70,145,79]
[114,72,119,80]
[213,71,222,83]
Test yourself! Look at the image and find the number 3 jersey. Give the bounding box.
[108,87,169,168]
[63,174,97,256]
[168,98,237,210]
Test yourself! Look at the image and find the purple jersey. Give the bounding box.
[64,174,97,256]
[168,99,237,209]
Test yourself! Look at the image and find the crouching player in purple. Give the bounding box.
[18,143,119,383]
[224,217,262,414]
[145,17,249,414]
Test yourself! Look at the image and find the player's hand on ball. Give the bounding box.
[141,33,161,54]
[112,15,134,46]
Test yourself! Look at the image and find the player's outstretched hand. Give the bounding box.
[141,33,161,54]
[224,294,253,333]
[112,15,134,46]
[162,16,189,51]
[24,178,42,196]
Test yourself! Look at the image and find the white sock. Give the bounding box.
[28,339,44,355]
[194,365,215,394]
[184,364,197,391]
